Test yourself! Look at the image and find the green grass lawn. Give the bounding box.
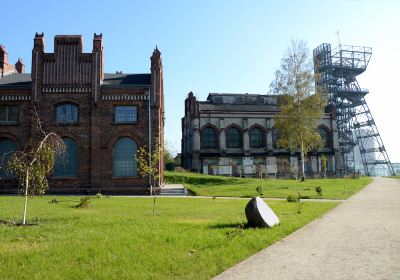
[387,176,400,179]
[0,196,337,279]
[165,171,372,199]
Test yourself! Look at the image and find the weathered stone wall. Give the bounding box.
[182,93,341,177]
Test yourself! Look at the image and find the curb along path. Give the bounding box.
[214,177,400,280]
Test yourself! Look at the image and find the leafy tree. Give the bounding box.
[7,107,65,225]
[270,40,327,180]
[136,138,161,216]
[163,140,175,168]
[321,154,328,178]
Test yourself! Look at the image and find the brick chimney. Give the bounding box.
[15,58,25,74]
[0,44,8,70]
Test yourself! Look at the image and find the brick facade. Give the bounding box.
[0,33,164,194]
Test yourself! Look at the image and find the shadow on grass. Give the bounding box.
[209,222,251,230]
[0,219,38,226]
[165,174,243,187]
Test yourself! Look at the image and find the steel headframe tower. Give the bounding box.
[313,43,395,176]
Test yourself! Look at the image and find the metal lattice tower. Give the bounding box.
[313,43,395,176]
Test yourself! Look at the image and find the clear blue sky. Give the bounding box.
[2,0,400,161]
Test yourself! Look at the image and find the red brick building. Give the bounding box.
[0,33,164,194]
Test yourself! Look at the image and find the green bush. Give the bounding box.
[315,186,323,196]
[75,197,91,208]
[286,194,299,202]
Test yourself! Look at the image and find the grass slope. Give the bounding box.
[165,171,372,199]
[1,196,337,279]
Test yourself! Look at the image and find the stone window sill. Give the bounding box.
[111,176,140,179]
[50,176,78,180]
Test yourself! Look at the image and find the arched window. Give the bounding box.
[0,139,17,179]
[250,127,264,148]
[114,137,137,177]
[227,127,241,148]
[56,104,78,124]
[54,138,78,177]
[318,127,330,148]
[202,127,217,148]
[272,129,280,148]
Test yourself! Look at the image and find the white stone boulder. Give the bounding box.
[245,197,280,228]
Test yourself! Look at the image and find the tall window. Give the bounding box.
[0,139,17,178]
[227,127,241,148]
[0,106,18,124]
[202,127,217,148]
[272,129,280,148]
[318,127,330,148]
[53,138,78,177]
[250,127,263,148]
[56,104,78,124]
[114,137,137,177]
[115,106,137,123]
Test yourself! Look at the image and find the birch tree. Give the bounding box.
[7,107,65,225]
[270,40,327,180]
[136,138,161,216]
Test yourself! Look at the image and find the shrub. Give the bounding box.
[287,194,299,202]
[315,186,323,196]
[75,197,91,208]
[96,192,104,199]
[256,185,264,196]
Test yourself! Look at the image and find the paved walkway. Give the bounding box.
[214,177,400,280]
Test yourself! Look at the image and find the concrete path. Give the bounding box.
[214,177,400,280]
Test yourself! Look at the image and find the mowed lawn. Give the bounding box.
[165,171,372,199]
[1,196,337,279]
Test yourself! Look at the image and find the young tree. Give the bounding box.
[270,40,327,180]
[7,107,65,225]
[321,154,328,178]
[136,138,161,216]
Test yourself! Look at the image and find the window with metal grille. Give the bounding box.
[227,127,241,148]
[114,137,137,177]
[250,127,263,148]
[202,127,217,148]
[0,139,17,179]
[0,106,18,124]
[115,106,137,123]
[53,138,78,177]
[56,104,78,124]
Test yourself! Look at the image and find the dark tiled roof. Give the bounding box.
[198,103,279,112]
[102,73,151,87]
[0,73,31,87]
[0,73,151,88]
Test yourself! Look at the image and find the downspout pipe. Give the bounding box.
[148,89,152,196]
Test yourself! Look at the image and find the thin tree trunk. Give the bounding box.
[301,142,305,180]
[153,193,156,217]
[22,169,29,225]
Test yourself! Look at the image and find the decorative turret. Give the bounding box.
[150,46,163,107]
[31,33,45,101]
[92,33,104,81]
[33,32,45,51]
